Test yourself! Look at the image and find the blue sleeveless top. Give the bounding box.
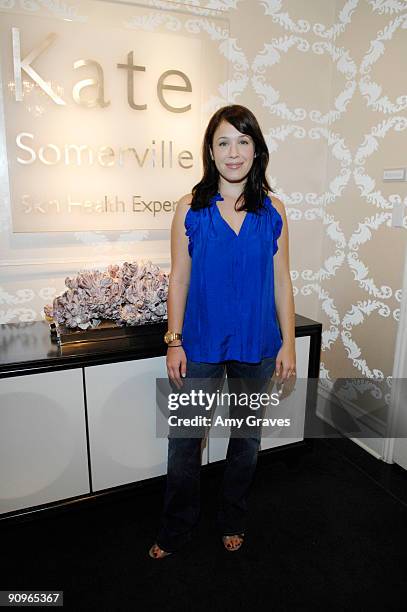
[181,192,283,363]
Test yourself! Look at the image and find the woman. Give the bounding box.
[149,104,296,559]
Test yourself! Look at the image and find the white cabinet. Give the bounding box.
[393,439,407,470]
[85,357,172,491]
[208,336,311,463]
[0,369,89,515]
[0,329,317,517]
[260,335,310,452]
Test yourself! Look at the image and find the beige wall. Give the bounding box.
[319,0,407,379]
[0,0,406,380]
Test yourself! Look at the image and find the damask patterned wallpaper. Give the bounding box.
[0,0,406,382]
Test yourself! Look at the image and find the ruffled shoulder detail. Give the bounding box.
[184,206,199,257]
[266,196,283,256]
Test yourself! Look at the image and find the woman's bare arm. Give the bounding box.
[167,193,192,340]
[270,196,296,380]
[166,193,192,387]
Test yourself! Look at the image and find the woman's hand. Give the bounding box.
[275,342,296,382]
[166,345,187,390]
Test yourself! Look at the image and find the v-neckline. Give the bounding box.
[213,193,249,238]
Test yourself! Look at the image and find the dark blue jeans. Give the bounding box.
[156,356,276,552]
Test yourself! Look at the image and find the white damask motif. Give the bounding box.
[206,0,241,8]
[185,17,228,38]
[184,19,248,108]
[38,287,57,300]
[322,325,340,351]
[302,284,340,349]
[359,14,407,113]
[367,0,407,15]
[0,286,37,323]
[265,125,352,214]
[17,0,38,8]
[251,36,309,122]
[348,213,391,251]
[342,300,391,330]
[333,378,391,420]
[318,363,332,385]
[393,308,400,321]
[260,0,310,32]
[341,329,385,378]
[0,0,87,20]
[126,13,182,31]
[0,307,37,323]
[313,0,359,41]
[37,0,87,19]
[73,231,115,249]
[73,230,150,250]
[355,117,407,166]
[0,287,35,303]
[146,0,200,11]
[252,36,309,71]
[348,245,393,298]
[252,36,357,124]
[145,0,241,12]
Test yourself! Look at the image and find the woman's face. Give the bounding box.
[211,120,256,185]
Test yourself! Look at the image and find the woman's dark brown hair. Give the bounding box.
[191,104,275,213]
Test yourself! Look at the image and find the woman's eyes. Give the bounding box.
[218,140,250,146]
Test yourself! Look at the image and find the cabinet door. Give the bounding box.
[393,439,407,471]
[0,369,89,515]
[260,335,310,452]
[85,357,176,490]
[208,336,311,463]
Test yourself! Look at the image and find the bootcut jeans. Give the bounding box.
[155,356,277,553]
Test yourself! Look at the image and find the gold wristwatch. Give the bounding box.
[164,331,183,344]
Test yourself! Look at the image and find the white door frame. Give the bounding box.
[383,240,407,464]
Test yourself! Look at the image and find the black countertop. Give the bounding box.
[0,314,321,378]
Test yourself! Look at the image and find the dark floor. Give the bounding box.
[1,438,406,611]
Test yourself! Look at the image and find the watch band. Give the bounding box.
[164,331,183,344]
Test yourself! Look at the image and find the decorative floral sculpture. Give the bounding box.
[44,261,169,330]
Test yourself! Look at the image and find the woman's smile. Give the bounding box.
[225,162,244,169]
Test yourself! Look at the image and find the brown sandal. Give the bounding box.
[148,543,173,559]
[222,533,245,552]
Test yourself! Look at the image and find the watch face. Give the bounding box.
[164,332,180,343]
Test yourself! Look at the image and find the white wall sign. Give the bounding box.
[0,1,228,232]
